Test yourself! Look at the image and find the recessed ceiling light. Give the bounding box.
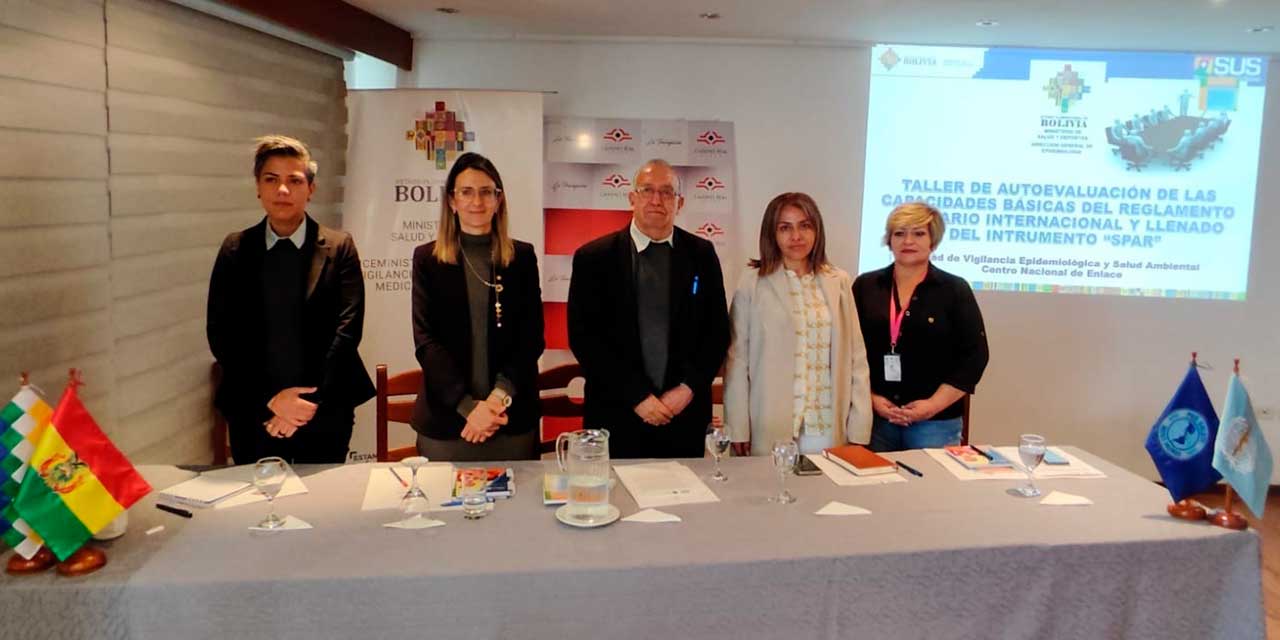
[436,7,459,14]
[976,19,999,27]
[1246,25,1274,33]
[699,12,721,20]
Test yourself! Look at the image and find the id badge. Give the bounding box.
[883,354,902,382]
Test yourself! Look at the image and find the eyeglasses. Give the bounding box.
[634,186,679,201]
[453,187,502,202]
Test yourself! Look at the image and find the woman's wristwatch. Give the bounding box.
[490,388,513,408]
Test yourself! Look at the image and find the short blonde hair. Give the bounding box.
[253,135,317,183]
[883,201,945,250]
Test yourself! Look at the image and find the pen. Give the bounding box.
[439,496,496,507]
[156,503,193,518]
[389,467,408,488]
[970,444,994,461]
[692,275,699,295]
[895,461,924,477]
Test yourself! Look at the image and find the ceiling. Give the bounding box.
[345,0,1280,53]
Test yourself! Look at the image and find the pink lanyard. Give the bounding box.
[888,283,908,354]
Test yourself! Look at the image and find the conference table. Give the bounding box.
[0,448,1264,639]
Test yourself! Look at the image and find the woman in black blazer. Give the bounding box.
[411,153,544,461]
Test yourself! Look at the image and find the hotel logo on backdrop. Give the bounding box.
[601,173,631,189]
[1043,64,1091,113]
[602,128,633,142]
[696,130,726,145]
[405,101,476,169]
[694,222,725,239]
[695,176,726,191]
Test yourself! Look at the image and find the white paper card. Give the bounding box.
[383,516,447,529]
[202,465,308,509]
[809,453,907,486]
[622,508,682,523]
[614,461,720,509]
[815,501,872,516]
[248,515,311,531]
[1039,490,1093,506]
[360,463,459,511]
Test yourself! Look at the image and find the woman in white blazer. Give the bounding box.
[725,193,873,456]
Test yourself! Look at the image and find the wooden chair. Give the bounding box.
[538,362,585,454]
[376,364,422,462]
[211,362,230,465]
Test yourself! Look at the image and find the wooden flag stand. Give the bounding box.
[1167,353,1209,521]
[5,547,55,575]
[1207,358,1249,531]
[55,546,107,576]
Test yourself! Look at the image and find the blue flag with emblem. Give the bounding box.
[1212,373,1272,518]
[1145,363,1220,502]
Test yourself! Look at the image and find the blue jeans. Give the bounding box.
[868,416,963,452]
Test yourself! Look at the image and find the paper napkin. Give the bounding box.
[1039,490,1093,506]
[383,516,447,529]
[621,509,682,523]
[814,501,872,516]
[248,515,312,531]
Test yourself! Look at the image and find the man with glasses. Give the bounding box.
[568,159,730,458]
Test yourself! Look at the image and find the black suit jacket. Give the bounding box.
[207,217,375,431]
[567,226,729,458]
[411,240,545,439]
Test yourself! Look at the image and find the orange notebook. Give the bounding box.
[822,444,897,476]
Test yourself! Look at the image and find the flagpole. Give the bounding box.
[1209,358,1248,530]
[1167,352,1209,521]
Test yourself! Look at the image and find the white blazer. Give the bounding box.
[723,265,873,455]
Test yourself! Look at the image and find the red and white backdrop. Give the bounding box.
[540,117,741,440]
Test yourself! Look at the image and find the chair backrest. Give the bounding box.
[211,362,230,465]
[538,362,585,453]
[376,364,423,462]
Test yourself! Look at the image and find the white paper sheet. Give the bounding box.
[248,515,311,531]
[925,446,1106,481]
[1039,490,1094,506]
[383,516,447,529]
[200,465,308,509]
[622,508,682,523]
[809,453,907,486]
[360,463,458,511]
[814,501,872,516]
[613,461,720,509]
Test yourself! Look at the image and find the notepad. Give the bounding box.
[158,476,252,508]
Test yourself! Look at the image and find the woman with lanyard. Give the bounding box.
[852,201,989,452]
[410,152,545,460]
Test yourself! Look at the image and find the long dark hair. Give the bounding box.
[749,192,830,276]
[433,152,514,266]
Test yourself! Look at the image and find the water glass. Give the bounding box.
[770,440,799,504]
[252,456,288,529]
[706,425,731,482]
[399,456,431,519]
[460,467,490,520]
[1013,434,1047,497]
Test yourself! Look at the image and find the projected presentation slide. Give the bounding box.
[859,45,1269,300]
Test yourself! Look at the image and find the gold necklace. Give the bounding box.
[459,247,504,328]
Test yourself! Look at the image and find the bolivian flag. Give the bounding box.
[14,380,151,560]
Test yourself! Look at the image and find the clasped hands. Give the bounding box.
[265,386,318,438]
[461,394,509,444]
[872,393,940,426]
[634,384,693,426]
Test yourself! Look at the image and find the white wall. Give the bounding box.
[403,38,1280,481]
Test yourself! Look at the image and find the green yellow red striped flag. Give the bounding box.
[14,378,151,560]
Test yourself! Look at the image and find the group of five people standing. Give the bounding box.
[209,136,988,465]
